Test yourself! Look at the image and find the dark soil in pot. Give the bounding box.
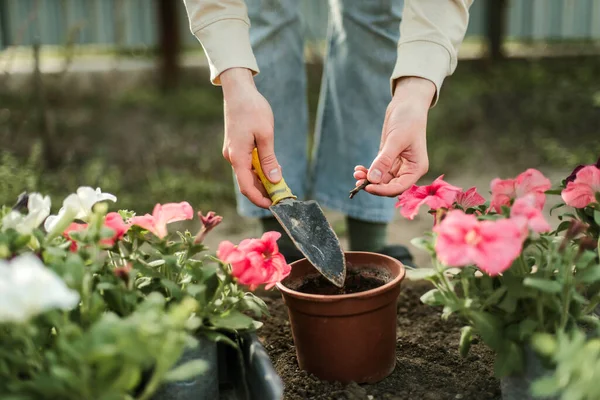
[294,268,387,295]
[258,280,501,400]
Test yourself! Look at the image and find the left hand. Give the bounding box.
[354,77,436,197]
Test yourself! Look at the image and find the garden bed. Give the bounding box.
[258,280,501,400]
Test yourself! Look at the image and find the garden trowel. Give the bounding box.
[251,148,346,287]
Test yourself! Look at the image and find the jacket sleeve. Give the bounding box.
[391,0,474,105]
[183,0,259,85]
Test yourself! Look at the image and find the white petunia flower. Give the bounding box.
[0,253,80,323]
[1,193,51,235]
[44,187,116,232]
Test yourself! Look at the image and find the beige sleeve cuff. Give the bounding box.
[194,18,260,85]
[390,40,452,107]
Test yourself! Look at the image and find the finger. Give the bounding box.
[364,173,419,197]
[353,170,367,180]
[367,131,406,184]
[256,132,281,183]
[222,146,231,163]
[354,165,368,172]
[355,179,366,187]
[231,152,272,208]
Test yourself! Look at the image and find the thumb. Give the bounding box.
[256,133,281,183]
[368,139,403,184]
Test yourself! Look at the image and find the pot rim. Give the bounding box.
[275,251,406,302]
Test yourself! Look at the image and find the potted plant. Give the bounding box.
[1,187,285,400]
[397,165,600,400]
[0,193,203,399]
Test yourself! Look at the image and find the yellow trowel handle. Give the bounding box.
[252,148,296,205]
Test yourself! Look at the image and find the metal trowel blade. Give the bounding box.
[270,198,346,287]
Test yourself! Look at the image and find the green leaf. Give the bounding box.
[459,326,473,358]
[96,282,117,291]
[594,210,600,226]
[531,333,557,357]
[576,264,600,284]
[469,311,503,350]
[200,330,238,348]
[240,295,268,317]
[517,319,538,341]
[576,250,599,269]
[410,236,433,251]
[554,220,571,233]
[482,286,507,307]
[577,315,600,333]
[420,288,445,306]
[549,203,565,216]
[161,278,183,299]
[531,376,561,397]
[100,226,116,239]
[545,189,563,195]
[405,268,437,281]
[164,360,208,382]
[494,341,523,377]
[209,310,254,331]
[523,277,562,293]
[497,293,518,313]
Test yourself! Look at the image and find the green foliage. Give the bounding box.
[0,188,270,399]
[531,329,600,400]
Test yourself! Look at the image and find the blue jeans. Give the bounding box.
[238,0,404,223]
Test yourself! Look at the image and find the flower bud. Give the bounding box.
[194,211,223,244]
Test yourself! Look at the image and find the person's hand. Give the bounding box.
[220,68,281,209]
[354,77,436,197]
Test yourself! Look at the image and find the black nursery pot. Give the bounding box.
[152,332,283,400]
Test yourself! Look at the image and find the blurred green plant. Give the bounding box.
[531,328,600,400]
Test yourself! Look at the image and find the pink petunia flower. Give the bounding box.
[101,212,131,247]
[396,175,462,220]
[455,187,486,209]
[130,202,194,239]
[510,195,551,234]
[433,210,524,276]
[64,222,87,252]
[217,232,291,291]
[561,165,600,209]
[565,156,600,184]
[490,169,552,212]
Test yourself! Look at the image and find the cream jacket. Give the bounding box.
[183,0,474,104]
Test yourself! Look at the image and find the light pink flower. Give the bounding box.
[510,195,551,234]
[455,187,486,209]
[130,202,194,239]
[433,210,524,276]
[396,175,462,220]
[561,165,600,208]
[490,169,551,212]
[217,232,291,291]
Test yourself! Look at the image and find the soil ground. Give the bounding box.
[258,280,501,400]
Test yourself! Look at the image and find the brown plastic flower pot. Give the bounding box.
[276,251,406,384]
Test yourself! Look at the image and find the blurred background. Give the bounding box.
[1,0,599,262]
